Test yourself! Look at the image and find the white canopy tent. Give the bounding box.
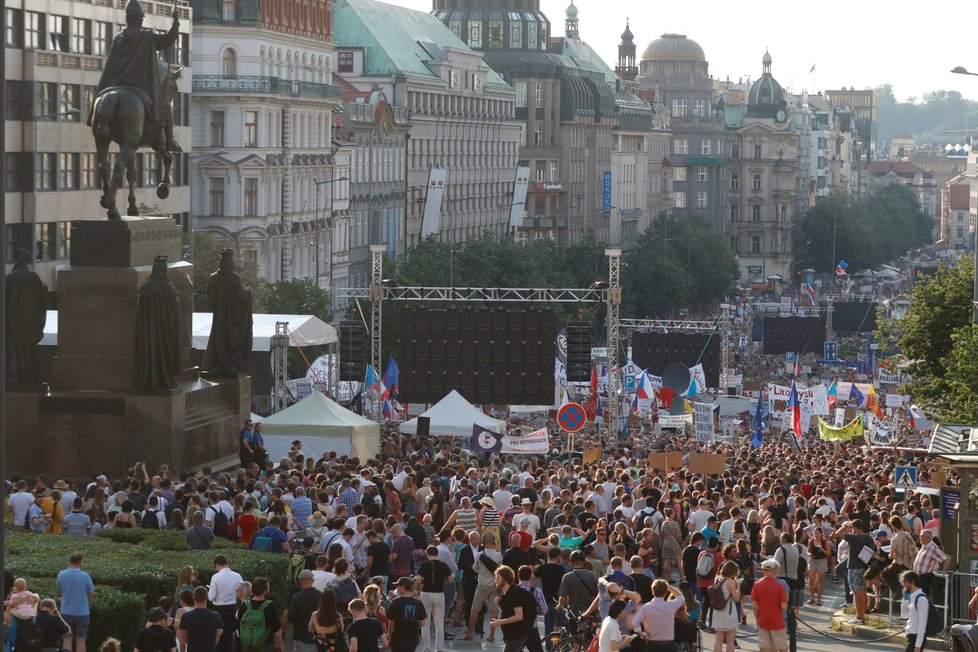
[41,312,337,351]
[400,390,506,437]
[258,391,380,461]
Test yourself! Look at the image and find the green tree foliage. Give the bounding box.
[265,278,333,377]
[876,84,978,145]
[888,255,977,420]
[192,233,270,312]
[622,213,739,318]
[800,185,932,273]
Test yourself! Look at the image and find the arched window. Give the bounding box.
[222,48,236,77]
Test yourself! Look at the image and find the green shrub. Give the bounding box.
[97,528,247,551]
[6,530,290,651]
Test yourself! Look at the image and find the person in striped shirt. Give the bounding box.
[913,530,949,598]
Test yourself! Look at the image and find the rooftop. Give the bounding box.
[950,183,970,209]
[641,33,706,63]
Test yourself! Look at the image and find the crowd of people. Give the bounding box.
[4,413,957,652]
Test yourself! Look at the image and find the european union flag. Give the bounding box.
[848,383,864,406]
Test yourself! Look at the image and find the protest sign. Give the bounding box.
[690,453,725,476]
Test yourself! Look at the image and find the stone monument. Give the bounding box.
[134,255,182,391]
[5,248,48,390]
[203,249,254,377]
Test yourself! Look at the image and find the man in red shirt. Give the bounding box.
[751,559,789,652]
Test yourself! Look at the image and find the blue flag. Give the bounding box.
[382,355,399,402]
[471,424,502,454]
[848,382,864,406]
[751,389,765,449]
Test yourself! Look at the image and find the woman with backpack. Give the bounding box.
[709,561,741,652]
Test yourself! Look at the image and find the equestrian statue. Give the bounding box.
[89,0,182,220]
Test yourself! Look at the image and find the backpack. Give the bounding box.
[251,527,273,553]
[916,594,942,637]
[288,551,309,586]
[706,580,729,611]
[696,552,715,579]
[238,600,272,648]
[331,577,360,612]
[210,507,230,538]
[141,509,161,530]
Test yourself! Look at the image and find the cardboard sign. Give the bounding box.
[582,448,602,464]
[689,452,725,476]
[649,451,683,470]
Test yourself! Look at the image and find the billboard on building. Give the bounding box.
[420,167,447,239]
[509,166,530,228]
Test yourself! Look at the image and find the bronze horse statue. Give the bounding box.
[90,61,182,220]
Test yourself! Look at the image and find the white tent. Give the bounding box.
[259,391,380,461]
[400,390,506,437]
[41,312,337,351]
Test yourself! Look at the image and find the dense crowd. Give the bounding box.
[4,415,958,652]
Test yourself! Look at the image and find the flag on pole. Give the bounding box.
[559,387,571,407]
[584,364,599,420]
[793,354,801,379]
[751,388,766,449]
[804,283,816,306]
[787,382,802,438]
[866,384,883,418]
[636,371,654,400]
[382,356,399,402]
[848,382,864,407]
[630,391,639,414]
[809,63,816,74]
[827,381,838,409]
[364,364,381,394]
[907,404,917,430]
[650,389,660,425]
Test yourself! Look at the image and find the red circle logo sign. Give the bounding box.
[557,402,587,433]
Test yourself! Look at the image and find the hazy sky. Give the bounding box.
[388,0,978,102]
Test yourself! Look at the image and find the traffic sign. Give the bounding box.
[623,375,636,391]
[557,402,587,433]
[895,466,918,491]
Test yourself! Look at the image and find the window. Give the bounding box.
[752,174,762,191]
[697,167,708,182]
[94,21,112,56]
[223,0,235,20]
[210,111,225,147]
[752,205,761,221]
[958,226,965,238]
[36,82,56,119]
[58,222,71,259]
[509,21,521,48]
[753,144,762,159]
[468,21,482,49]
[653,63,663,74]
[26,11,43,49]
[693,99,705,117]
[488,20,503,48]
[731,143,740,159]
[71,18,91,54]
[729,204,739,221]
[338,51,353,73]
[817,156,827,170]
[527,21,537,50]
[730,173,739,191]
[144,153,159,186]
[35,153,55,191]
[59,153,79,189]
[82,153,98,188]
[751,236,761,253]
[549,161,558,182]
[818,137,828,149]
[222,48,236,76]
[244,178,257,215]
[209,177,225,215]
[515,82,527,108]
[48,14,68,51]
[673,192,686,208]
[242,110,258,147]
[698,140,710,156]
[697,192,708,208]
[448,20,461,38]
[533,123,542,146]
[6,9,23,47]
[535,82,543,109]
[674,138,688,155]
[672,99,687,117]
[675,63,684,74]
[673,167,687,182]
[59,83,79,120]
[5,81,24,121]
[35,223,56,261]
[780,205,788,222]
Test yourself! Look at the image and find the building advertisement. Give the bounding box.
[510,166,530,227]
[420,167,447,238]
[603,171,612,214]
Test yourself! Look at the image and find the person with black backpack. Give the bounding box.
[135,607,177,652]
[903,571,939,652]
[141,496,165,530]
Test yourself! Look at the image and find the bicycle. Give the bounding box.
[546,607,602,652]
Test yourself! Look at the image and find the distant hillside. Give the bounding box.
[876,84,978,146]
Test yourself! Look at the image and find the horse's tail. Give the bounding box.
[92,90,116,139]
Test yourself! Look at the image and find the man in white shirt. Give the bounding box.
[492,479,515,513]
[7,481,35,528]
[902,571,929,652]
[511,499,541,539]
[207,555,243,652]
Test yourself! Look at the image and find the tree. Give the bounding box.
[192,233,270,312]
[886,255,976,420]
[266,278,331,319]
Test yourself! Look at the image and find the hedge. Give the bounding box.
[6,530,290,651]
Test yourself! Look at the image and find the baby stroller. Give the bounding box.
[950,623,978,652]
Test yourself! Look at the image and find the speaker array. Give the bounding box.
[761,316,826,355]
[631,332,721,388]
[396,309,556,404]
[565,321,592,382]
[833,302,878,334]
[338,320,367,381]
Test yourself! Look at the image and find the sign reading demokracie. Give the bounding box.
[471,425,549,455]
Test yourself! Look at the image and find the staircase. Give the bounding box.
[184,382,239,431]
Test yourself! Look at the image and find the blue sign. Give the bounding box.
[602,171,612,214]
[824,342,837,361]
[895,466,917,491]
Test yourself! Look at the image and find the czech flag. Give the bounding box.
[907,404,917,430]
[382,356,400,402]
[793,354,801,378]
[364,364,381,394]
[827,381,838,409]
[804,283,816,306]
[630,392,639,414]
[787,382,802,438]
[636,371,654,400]
[836,260,848,275]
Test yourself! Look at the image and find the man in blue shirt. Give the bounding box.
[57,552,95,652]
[238,419,255,468]
[63,498,92,537]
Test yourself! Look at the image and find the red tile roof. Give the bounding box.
[869,160,929,177]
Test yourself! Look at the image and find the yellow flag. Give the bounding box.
[817,416,864,442]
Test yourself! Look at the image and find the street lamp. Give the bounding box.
[30,108,80,265]
[313,175,349,298]
[951,66,978,77]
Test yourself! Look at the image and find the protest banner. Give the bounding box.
[693,401,716,444]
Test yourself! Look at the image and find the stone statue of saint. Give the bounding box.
[5,248,48,388]
[203,249,253,377]
[134,255,182,391]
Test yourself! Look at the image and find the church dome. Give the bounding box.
[641,34,705,63]
[565,0,578,19]
[747,49,784,111]
[621,20,633,42]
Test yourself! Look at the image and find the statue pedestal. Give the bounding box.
[5,217,249,478]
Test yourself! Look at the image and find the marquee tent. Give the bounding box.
[259,391,379,461]
[400,390,506,437]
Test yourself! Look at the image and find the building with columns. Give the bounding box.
[190,0,350,288]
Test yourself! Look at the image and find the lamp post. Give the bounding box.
[30,108,80,265]
[951,65,978,322]
[313,175,349,296]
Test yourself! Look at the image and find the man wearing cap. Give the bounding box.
[387,577,427,652]
[135,607,177,652]
[283,570,321,652]
[751,559,789,652]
